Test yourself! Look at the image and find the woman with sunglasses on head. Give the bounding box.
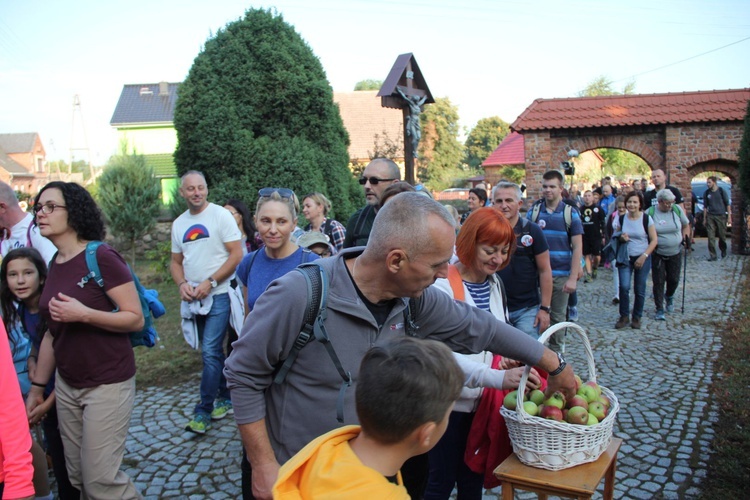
[235,188,321,495]
[301,192,346,254]
[25,182,143,499]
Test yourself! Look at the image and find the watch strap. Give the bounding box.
[549,351,566,377]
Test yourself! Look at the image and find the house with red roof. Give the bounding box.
[0,132,48,194]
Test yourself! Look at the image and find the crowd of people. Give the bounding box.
[0,160,731,499]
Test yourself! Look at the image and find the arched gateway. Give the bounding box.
[511,88,750,253]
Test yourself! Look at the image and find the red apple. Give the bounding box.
[539,405,563,421]
[577,385,598,404]
[584,380,602,397]
[597,394,612,409]
[574,374,583,390]
[566,406,589,425]
[566,395,589,411]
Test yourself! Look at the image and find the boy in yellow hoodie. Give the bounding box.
[273,337,464,499]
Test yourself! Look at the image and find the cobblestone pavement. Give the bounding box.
[110,238,741,499]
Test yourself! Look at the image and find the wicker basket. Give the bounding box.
[500,322,619,470]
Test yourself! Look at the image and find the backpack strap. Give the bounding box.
[81,241,105,289]
[403,297,420,337]
[26,222,34,248]
[273,262,352,423]
[530,200,542,223]
[496,276,510,323]
[446,265,465,301]
[323,218,335,244]
[563,204,573,243]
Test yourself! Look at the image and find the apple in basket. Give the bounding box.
[588,401,608,421]
[586,413,598,426]
[577,384,598,404]
[597,394,612,409]
[528,389,545,406]
[539,405,563,421]
[566,406,589,425]
[502,390,520,411]
[584,380,602,397]
[542,391,566,410]
[566,395,589,411]
[574,373,583,390]
[522,401,539,416]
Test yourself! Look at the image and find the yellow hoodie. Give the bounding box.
[273,425,409,499]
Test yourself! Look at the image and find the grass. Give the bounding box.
[699,258,750,498]
[131,259,202,387]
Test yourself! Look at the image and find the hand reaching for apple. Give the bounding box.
[544,363,577,402]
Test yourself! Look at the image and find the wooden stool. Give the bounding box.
[493,437,622,500]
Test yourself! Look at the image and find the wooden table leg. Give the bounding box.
[603,453,617,500]
[502,482,514,500]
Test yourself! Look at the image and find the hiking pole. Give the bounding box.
[681,236,688,314]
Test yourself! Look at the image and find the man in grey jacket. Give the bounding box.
[224,192,577,500]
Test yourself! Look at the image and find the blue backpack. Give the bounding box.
[79,241,165,348]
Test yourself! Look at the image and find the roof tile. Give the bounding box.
[511,88,750,131]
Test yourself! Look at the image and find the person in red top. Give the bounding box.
[1,322,34,500]
[25,182,143,499]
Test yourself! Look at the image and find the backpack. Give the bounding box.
[646,205,683,230]
[80,241,166,348]
[530,199,574,244]
[618,213,651,243]
[272,261,419,423]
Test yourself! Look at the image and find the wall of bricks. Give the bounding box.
[522,120,744,252]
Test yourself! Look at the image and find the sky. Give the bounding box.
[1,0,749,163]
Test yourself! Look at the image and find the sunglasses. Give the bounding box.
[358,176,396,186]
[258,187,294,199]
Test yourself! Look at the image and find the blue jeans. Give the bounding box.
[618,255,651,319]
[195,293,231,416]
[509,306,540,339]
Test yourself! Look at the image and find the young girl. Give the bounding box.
[1,247,78,500]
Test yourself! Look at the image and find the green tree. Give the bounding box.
[577,75,635,97]
[353,79,383,91]
[464,116,510,171]
[174,8,360,221]
[417,97,465,191]
[97,149,161,266]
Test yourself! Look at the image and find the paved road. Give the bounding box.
[103,238,742,499]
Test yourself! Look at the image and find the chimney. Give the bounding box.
[159,81,169,96]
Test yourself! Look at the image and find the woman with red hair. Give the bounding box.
[425,207,542,500]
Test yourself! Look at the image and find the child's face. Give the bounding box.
[6,258,42,303]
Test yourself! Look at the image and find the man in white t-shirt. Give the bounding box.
[0,182,57,263]
[171,171,243,434]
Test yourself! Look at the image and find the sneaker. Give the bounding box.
[655,310,666,321]
[612,297,620,305]
[592,268,598,279]
[631,317,641,329]
[211,399,234,420]
[185,414,211,434]
[721,249,727,259]
[568,306,579,322]
[584,275,592,283]
[615,316,629,329]
[665,296,674,313]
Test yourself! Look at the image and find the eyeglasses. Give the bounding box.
[359,176,396,186]
[258,187,294,199]
[33,203,67,215]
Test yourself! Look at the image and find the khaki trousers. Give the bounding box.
[55,374,141,500]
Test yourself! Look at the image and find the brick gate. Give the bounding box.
[511,88,750,253]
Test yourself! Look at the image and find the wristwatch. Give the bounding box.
[539,305,551,313]
[208,277,218,288]
[549,351,566,377]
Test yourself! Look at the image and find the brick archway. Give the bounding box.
[512,89,749,253]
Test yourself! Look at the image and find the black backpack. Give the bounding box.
[273,262,419,423]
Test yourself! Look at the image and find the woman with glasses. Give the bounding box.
[301,192,346,254]
[459,188,488,225]
[224,199,260,255]
[25,181,143,498]
[612,191,658,330]
[235,188,321,494]
[648,189,690,320]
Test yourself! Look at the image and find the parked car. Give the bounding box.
[692,179,731,236]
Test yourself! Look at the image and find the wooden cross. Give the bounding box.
[378,53,434,185]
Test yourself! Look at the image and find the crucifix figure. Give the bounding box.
[397,87,427,158]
